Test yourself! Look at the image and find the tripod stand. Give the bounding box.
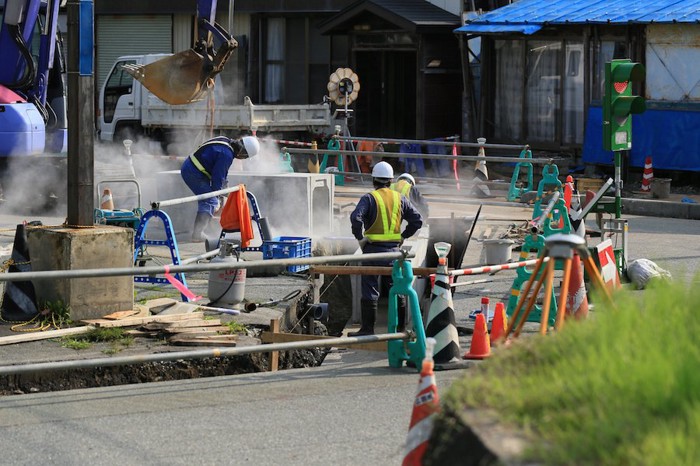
[505,234,614,339]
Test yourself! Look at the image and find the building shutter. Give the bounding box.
[96,16,172,90]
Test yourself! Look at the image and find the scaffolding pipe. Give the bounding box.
[0,251,409,283]
[152,185,242,210]
[0,332,410,376]
[284,147,556,165]
[332,135,526,150]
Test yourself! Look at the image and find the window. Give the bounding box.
[264,18,285,103]
[493,40,524,142]
[102,60,135,123]
[262,17,338,105]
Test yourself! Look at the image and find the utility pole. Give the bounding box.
[66,0,94,226]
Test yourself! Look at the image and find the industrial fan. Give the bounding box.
[327,68,360,106]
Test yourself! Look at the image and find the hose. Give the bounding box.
[6,24,37,91]
[244,289,302,313]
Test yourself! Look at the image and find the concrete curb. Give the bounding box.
[621,196,700,220]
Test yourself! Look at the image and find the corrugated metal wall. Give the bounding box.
[96,16,172,90]
[646,24,700,102]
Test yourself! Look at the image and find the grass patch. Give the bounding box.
[224,321,247,335]
[60,327,134,354]
[442,278,700,465]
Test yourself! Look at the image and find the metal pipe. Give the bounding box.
[0,332,409,376]
[152,185,242,210]
[0,251,410,282]
[178,249,221,265]
[284,147,556,165]
[331,135,526,150]
[533,191,561,230]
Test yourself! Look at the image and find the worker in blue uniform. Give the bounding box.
[349,161,423,336]
[181,135,260,242]
[391,172,430,220]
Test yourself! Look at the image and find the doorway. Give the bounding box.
[354,51,416,138]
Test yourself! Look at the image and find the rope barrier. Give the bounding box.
[447,257,549,277]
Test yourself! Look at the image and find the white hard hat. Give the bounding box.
[371,161,394,180]
[241,136,260,158]
[398,173,415,185]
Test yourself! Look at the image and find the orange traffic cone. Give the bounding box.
[641,156,653,192]
[566,252,589,320]
[403,338,440,466]
[489,302,508,346]
[563,175,574,209]
[101,188,115,210]
[464,313,491,359]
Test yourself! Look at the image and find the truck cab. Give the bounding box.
[98,54,161,143]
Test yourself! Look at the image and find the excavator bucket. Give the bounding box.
[122,48,228,105]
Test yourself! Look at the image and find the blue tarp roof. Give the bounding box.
[455,0,700,35]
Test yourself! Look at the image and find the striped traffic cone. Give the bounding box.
[565,252,589,320]
[425,249,462,365]
[472,138,490,198]
[641,156,653,192]
[101,188,115,210]
[568,186,586,238]
[403,338,440,466]
[1,224,39,321]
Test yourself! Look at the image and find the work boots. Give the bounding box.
[348,299,377,336]
[191,212,212,243]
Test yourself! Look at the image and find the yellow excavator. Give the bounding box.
[122,1,236,105]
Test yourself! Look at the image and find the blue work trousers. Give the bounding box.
[181,159,219,216]
[361,242,401,302]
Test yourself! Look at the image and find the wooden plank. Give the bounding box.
[259,331,387,352]
[142,318,221,330]
[0,326,94,346]
[268,319,279,372]
[310,265,439,277]
[102,310,139,320]
[139,297,178,313]
[161,326,230,334]
[168,335,238,347]
[81,312,204,328]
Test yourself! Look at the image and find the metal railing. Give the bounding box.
[0,251,410,283]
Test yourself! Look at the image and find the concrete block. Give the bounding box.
[26,225,134,321]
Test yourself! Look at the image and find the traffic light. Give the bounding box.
[603,59,646,151]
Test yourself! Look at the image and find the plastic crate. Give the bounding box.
[262,236,312,273]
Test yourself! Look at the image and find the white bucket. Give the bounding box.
[482,239,514,265]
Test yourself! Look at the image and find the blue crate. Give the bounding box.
[262,236,312,273]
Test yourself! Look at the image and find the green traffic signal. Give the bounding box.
[603,59,646,151]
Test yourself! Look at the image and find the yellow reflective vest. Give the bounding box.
[364,188,402,242]
[390,179,412,198]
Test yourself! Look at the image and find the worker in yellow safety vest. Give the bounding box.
[180,135,260,242]
[391,173,430,220]
[349,162,423,336]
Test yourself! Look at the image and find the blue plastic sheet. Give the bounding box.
[583,106,700,171]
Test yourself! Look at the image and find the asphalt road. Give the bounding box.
[0,195,698,465]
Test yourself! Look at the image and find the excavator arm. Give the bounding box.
[122,0,237,105]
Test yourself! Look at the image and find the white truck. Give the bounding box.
[97,54,333,148]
